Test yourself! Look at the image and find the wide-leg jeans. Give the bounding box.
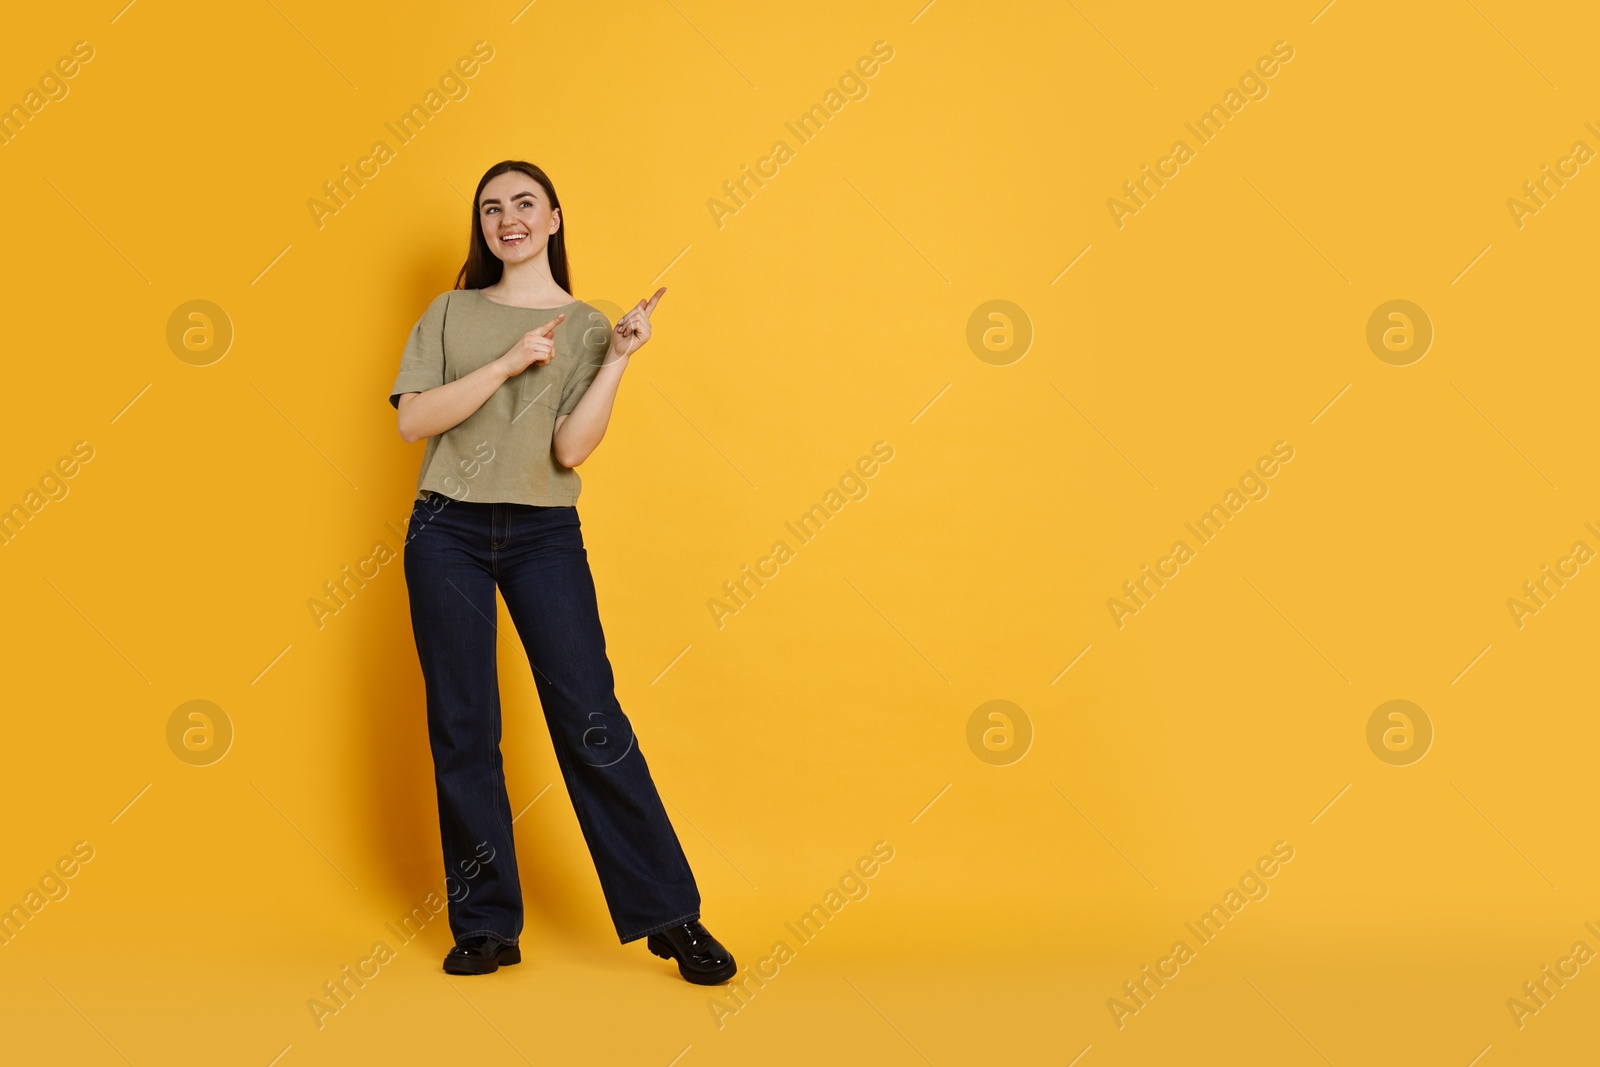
[402,490,701,945]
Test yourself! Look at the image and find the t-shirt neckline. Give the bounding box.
[472,288,581,311]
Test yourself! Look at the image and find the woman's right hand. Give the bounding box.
[495,313,564,378]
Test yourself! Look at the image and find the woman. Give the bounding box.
[388,159,736,984]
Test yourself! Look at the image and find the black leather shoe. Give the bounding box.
[443,933,521,975]
[647,919,737,984]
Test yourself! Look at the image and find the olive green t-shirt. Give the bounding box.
[389,288,612,506]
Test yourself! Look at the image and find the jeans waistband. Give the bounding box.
[419,491,574,512]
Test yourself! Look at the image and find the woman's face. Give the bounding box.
[478,171,558,264]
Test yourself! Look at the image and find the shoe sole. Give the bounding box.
[443,943,521,975]
[647,934,738,985]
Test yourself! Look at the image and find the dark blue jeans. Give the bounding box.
[402,491,701,945]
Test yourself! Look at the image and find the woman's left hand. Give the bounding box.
[611,287,666,358]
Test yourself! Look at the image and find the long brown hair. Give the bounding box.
[453,160,572,293]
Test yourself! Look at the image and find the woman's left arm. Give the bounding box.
[553,287,666,468]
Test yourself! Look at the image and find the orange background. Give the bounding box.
[3,1,1598,1064]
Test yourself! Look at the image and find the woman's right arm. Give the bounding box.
[396,312,562,443]
[396,358,512,443]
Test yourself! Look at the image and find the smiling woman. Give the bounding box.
[388,159,739,987]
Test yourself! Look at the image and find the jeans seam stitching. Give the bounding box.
[486,625,519,940]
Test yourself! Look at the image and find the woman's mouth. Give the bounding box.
[500,232,528,246]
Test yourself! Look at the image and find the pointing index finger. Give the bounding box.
[643,287,666,315]
[537,312,565,336]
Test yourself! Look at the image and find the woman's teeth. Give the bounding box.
[502,233,526,245]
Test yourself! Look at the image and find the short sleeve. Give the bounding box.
[558,305,611,416]
[388,291,451,408]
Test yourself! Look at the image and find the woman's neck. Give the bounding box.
[486,258,570,305]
